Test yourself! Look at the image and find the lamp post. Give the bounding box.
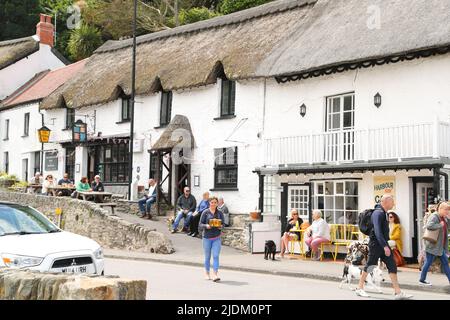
[128,0,137,200]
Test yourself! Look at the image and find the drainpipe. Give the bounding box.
[39,106,44,174]
[436,167,449,201]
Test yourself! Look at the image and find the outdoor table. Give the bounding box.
[27,184,42,193]
[77,191,112,202]
[47,185,76,196]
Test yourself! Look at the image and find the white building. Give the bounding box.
[0,14,67,101]
[0,60,86,181]
[35,0,450,259]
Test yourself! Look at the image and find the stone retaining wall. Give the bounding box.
[0,268,146,300]
[0,192,174,254]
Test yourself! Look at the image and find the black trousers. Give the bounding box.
[364,241,397,274]
[189,213,201,234]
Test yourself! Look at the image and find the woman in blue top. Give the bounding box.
[188,191,209,237]
[199,196,224,282]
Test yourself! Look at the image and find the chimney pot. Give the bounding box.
[36,14,54,47]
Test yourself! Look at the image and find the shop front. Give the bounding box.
[256,159,450,260]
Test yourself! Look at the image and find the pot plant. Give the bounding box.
[249,208,261,220]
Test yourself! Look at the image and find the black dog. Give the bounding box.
[264,240,276,260]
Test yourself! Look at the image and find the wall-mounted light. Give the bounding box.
[374,92,382,108]
[299,103,307,117]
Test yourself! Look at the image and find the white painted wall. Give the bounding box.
[0,43,65,100]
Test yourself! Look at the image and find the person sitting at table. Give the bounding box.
[72,176,92,198]
[42,175,56,196]
[57,173,73,196]
[91,175,105,203]
[28,172,43,194]
[279,209,303,259]
[305,209,331,261]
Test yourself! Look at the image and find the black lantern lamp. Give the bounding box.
[299,103,307,117]
[374,92,382,108]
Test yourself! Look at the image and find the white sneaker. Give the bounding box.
[394,291,413,300]
[419,280,432,286]
[355,289,370,298]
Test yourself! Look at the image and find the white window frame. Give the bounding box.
[326,93,355,132]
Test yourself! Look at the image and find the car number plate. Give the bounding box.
[61,266,88,273]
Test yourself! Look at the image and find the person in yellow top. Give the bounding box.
[388,211,403,253]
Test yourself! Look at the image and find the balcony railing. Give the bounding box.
[263,121,450,166]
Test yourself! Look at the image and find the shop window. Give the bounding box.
[95,142,129,183]
[312,180,359,226]
[214,147,238,189]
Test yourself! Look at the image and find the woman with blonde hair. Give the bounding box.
[279,209,303,258]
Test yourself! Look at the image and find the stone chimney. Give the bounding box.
[36,14,54,47]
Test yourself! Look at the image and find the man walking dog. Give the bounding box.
[355,194,413,300]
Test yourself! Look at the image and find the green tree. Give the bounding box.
[178,7,220,25]
[219,0,273,15]
[67,23,103,60]
[0,0,41,41]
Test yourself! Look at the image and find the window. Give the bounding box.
[220,78,236,117]
[326,93,355,132]
[3,152,9,173]
[312,180,359,226]
[149,152,162,180]
[33,151,41,174]
[263,175,277,214]
[65,147,75,180]
[160,91,172,126]
[214,147,238,189]
[95,142,129,183]
[3,119,9,140]
[121,97,131,122]
[66,108,75,129]
[23,113,30,136]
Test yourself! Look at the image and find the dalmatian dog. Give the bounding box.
[340,238,385,293]
[339,262,385,293]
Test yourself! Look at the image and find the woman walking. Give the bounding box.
[199,196,224,282]
[419,201,450,286]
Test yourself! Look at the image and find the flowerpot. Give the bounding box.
[249,211,261,220]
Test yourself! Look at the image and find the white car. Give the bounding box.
[0,201,104,275]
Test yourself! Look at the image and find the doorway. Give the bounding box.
[412,179,434,260]
[22,159,29,182]
[281,184,310,234]
[175,162,190,200]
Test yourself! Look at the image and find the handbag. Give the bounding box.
[392,248,405,267]
[422,214,440,244]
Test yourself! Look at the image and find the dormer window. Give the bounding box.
[220,78,236,117]
[121,97,131,122]
[160,91,172,127]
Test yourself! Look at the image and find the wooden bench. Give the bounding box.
[97,202,117,214]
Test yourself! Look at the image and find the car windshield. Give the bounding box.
[0,204,59,236]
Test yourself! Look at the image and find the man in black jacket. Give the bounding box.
[172,186,197,233]
[355,194,412,299]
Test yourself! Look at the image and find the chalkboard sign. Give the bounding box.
[45,151,58,171]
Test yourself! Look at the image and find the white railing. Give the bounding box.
[264,121,450,166]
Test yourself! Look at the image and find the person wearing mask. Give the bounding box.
[172,186,197,234]
[41,175,56,196]
[138,179,157,219]
[198,196,224,282]
[188,192,210,237]
[419,201,450,286]
[304,210,330,261]
[218,197,230,227]
[356,194,413,299]
[279,209,303,258]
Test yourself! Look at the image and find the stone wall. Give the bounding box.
[0,268,146,300]
[0,192,174,254]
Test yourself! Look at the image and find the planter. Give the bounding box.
[249,210,261,221]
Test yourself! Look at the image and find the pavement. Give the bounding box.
[105,258,450,300]
[104,210,450,295]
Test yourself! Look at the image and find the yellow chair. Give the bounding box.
[289,229,306,258]
[319,224,357,261]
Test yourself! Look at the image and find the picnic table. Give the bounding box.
[27,184,42,193]
[47,185,76,196]
[77,191,113,202]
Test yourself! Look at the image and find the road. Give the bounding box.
[105,258,449,300]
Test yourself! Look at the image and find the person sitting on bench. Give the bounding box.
[138,179,157,219]
[172,186,197,233]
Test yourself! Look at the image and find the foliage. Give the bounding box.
[178,7,220,25]
[67,22,102,60]
[11,181,29,188]
[0,0,41,40]
[219,0,273,14]
[0,173,19,181]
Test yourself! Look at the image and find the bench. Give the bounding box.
[98,202,117,214]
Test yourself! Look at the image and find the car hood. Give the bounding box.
[0,231,100,257]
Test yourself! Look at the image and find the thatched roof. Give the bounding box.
[41,0,450,110]
[151,115,195,151]
[0,37,39,70]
